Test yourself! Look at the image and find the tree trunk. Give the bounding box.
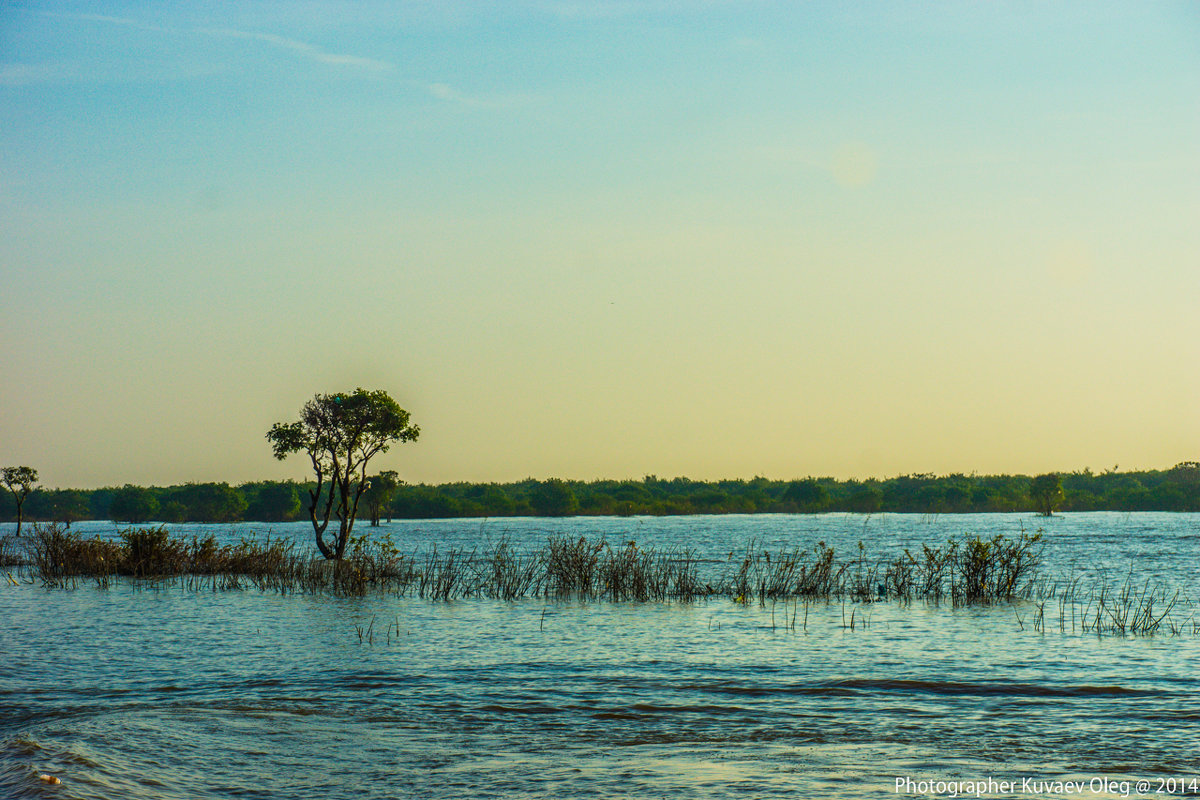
[334,517,352,560]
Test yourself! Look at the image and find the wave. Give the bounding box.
[681,678,1165,699]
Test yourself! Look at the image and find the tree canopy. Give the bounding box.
[1029,473,1065,517]
[109,484,159,524]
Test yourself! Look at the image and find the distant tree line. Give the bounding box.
[0,481,302,525]
[2,463,1199,524]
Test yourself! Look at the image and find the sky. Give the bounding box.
[2,1,1199,489]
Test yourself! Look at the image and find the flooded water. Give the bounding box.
[3,513,1199,798]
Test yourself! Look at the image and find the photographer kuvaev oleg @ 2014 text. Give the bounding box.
[894,775,1200,797]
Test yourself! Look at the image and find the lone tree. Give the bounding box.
[2,466,38,536]
[267,389,418,559]
[1029,472,1064,517]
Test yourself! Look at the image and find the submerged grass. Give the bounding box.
[1030,571,1197,636]
[5,523,1195,635]
[8,523,1041,602]
[723,531,1044,606]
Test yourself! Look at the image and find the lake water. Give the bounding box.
[3,513,1199,799]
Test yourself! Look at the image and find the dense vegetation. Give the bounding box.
[1,464,1198,524]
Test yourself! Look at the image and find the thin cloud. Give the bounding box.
[425,82,534,110]
[537,0,735,20]
[427,82,481,105]
[198,28,393,72]
[730,36,765,52]
[38,11,172,33]
[33,11,392,75]
[0,63,74,86]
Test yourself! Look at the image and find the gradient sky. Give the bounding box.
[2,1,1198,489]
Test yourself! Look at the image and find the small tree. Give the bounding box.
[2,466,39,536]
[364,470,400,526]
[1030,473,1064,517]
[267,388,419,559]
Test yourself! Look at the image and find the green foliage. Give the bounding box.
[158,500,188,523]
[376,466,1200,519]
[25,488,89,525]
[243,481,302,522]
[4,463,1200,525]
[530,479,579,517]
[392,486,464,518]
[845,484,884,513]
[363,470,400,526]
[108,484,159,523]
[166,482,247,523]
[120,525,171,577]
[1030,473,1065,517]
[782,479,828,512]
[267,388,419,559]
